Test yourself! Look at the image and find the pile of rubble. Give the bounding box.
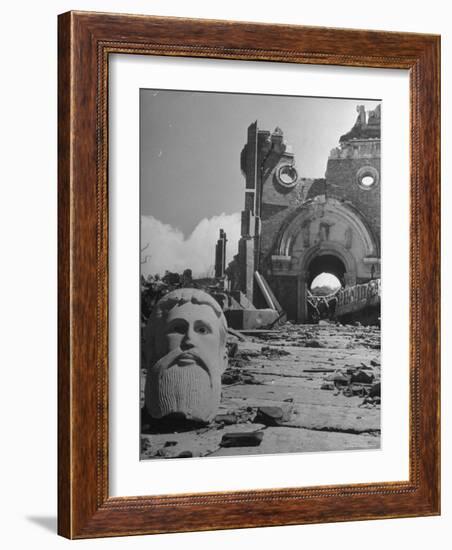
[221,346,291,385]
[141,318,382,459]
[320,360,381,407]
[239,321,381,350]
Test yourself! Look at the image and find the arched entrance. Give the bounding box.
[307,254,346,288]
[305,254,346,321]
[296,245,355,322]
[269,197,379,322]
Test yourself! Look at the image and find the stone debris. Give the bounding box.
[215,407,257,426]
[261,346,291,358]
[220,431,264,448]
[304,339,326,348]
[342,383,369,397]
[324,370,350,385]
[221,364,259,385]
[303,368,336,373]
[360,396,381,408]
[253,405,293,426]
[175,451,193,459]
[214,413,238,425]
[245,321,381,351]
[350,369,375,384]
[141,322,381,459]
[321,361,380,401]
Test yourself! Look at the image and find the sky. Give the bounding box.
[311,273,341,290]
[140,89,380,277]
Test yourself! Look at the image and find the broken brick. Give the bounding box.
[220,431,264,447]
[253,405,293,426]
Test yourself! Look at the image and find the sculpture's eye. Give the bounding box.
[195,322,211,335]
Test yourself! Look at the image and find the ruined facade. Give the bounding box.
[214,229,227,278]
[233,105,381,322]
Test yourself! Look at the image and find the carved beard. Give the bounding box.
[145,347,222,423]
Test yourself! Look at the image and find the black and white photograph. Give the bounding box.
[1,0,446,546]
[140,89,382,460]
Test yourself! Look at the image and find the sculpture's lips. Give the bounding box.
[176,353,198,366]
[170,352,207,370]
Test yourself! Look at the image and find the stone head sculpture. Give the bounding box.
[144,288,228,424]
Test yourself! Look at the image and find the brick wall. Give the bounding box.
[326,157,380,243]
[258,205,300,265]
[264,275,298,320]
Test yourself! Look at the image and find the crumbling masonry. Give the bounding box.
[230,105,381,323]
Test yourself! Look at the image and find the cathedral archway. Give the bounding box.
[294,242,357,321]
[307,254,346,288]
[270,198,377,321]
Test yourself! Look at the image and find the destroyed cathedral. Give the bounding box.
[218,105,381,328]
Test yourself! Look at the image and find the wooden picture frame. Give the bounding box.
[58,11,440,539]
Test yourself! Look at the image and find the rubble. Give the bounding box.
[350,369,375,384]
[261,346,291,358]
[141,321,381,459]
[214,413,238,425]
[221,364,259,385]
[220,431,264,447]
[253,405,293,426]
[175,451,193,459]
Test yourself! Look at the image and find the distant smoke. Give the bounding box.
[141,213,241,279]
[310,273,341,290]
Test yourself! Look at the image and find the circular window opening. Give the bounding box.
[356,165,379,190]
[361,175,375,187]
[276,164,298,188]
[310,273,341,296]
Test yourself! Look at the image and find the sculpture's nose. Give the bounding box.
[181,325,196,349]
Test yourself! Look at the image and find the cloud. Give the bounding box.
[141,213,241,278]
[311,273,341,290]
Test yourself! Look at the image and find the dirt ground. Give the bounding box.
[140,322,381,460]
